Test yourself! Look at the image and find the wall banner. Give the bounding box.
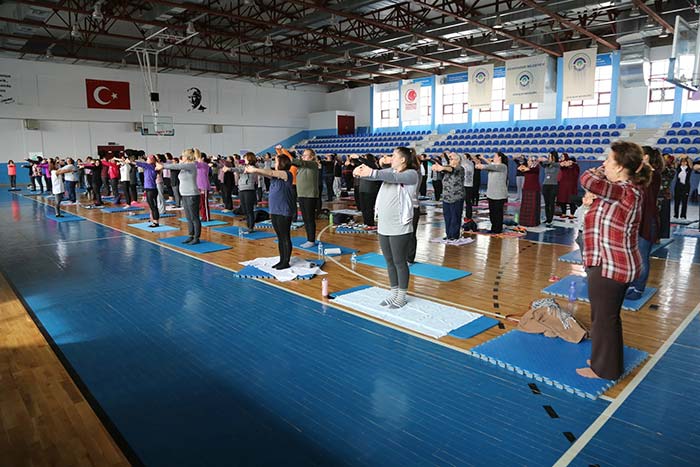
[468,64,494,109]
[401,83,421,121]
[505,54,547,104]
[563,47,597,101]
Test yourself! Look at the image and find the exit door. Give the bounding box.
[337,115,355,135]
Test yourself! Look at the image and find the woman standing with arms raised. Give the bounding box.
[244,155,295,269]
[474,152,509,234]
[517,155,542,227]
[540,151,560,227]
[577,141,650,380]
[354,147,419,309]
[158,149,201,244]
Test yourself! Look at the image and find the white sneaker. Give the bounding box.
[300,241,316,248]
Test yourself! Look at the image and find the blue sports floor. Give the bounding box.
[0,191,697,466]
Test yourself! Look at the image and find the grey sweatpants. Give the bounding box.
[379,232,412,290]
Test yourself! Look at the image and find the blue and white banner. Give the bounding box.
[505,54,547,104]
[401,83,422,121]
[468,64,494,109]
[563,47,597,101]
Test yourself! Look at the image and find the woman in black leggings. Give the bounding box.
[354,147,420,308]
[224,152,259,233]
[245,155,295,269]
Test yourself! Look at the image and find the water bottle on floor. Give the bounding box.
[322,277,329,298]
[568,280,577,314]
[350,251,357,269]
[318,241,324,259]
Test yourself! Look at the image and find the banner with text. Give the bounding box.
[401,83,422,121]
[563,48,597,101]
[468,64,494,109]
[505,55,547,104]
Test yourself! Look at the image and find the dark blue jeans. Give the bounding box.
[629,221,656,292]
[443,199,464,239]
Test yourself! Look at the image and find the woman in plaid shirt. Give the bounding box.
[577,141,652,380]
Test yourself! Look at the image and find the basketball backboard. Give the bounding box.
[141,114,174,136]
[668,15,699,91]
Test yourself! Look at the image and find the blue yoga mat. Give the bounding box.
[673,228,700,238]
[210,209,236,217]
[235,259,324,281]
[469,331,648,399]
[336,226,376,235]
[542,274,657,311]
[127,213,175,220]
[448,316,500,339]
[178,218,228,227]
[559,239,675,265]
[355,253,471,282]
[158,236,231,254]
[289,237,357,257]
[329,285,372,299]
[212,226,276,240]
[257,220,304,230]
[103,206,144,213]
[45,212,85,223]
[128,222,180,233]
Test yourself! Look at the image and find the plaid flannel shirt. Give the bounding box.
[581,169,643,284]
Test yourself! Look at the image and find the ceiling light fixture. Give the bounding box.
[437,42,445,51]
[229,47,237,58]
[393,51,400,60]
[493,14,504,30]
[92,2,103,21]
[186,22,196,35]
[305,59,312,68]
[71,23,80,38]
[355,58,362,67]
[460,48,468,57]
[511,40,519,49]
[264,35,273,47]
[45,43,55,59]
[571,30,581,39]
[438,62,445,71]
[318,75,323,82]
[629,5,641,17]
[346,70,351,77]
[343,50,350,61]
[158,37,165,48]
[378,63,385,71]
[551,21,561,31]
[323,66,328,73]
[659,29,670,39]
[416,57,423,65]
[490,33,499,42]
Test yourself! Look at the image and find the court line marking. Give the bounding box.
[552,299,700,466]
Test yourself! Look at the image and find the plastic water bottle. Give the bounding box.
[329,212,334,226]
[238,226,243,239]
[321,277,329,298]
[514,212,520,224]
[350,251,357,269]
[568,280,577,303]
[318,241,324,259]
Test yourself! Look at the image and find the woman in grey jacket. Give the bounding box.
[223,152,258,233]
[157,149,201,244]
[475,152,509,234]
[354,147,420,309]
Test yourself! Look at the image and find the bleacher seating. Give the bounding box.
[295,130,430,153]
[656,120,700,154]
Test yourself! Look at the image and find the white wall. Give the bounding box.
[0,57,326,161]
[324,87,371,128]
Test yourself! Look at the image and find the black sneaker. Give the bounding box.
[182,237,194,244]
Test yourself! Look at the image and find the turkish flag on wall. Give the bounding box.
[85,79,131,109]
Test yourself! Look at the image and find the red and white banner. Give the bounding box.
[85,79,130,109]
[401,83,421,121]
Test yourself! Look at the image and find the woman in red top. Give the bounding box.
[7,160,17,189]
[577,141,651,380]
[517,155,541,227]
[557,153,580,218]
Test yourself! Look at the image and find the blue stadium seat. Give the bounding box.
[663,147,673,154]
[600,124,608,129]
[683,121,693,127]
[575,147,584,153]
[573,139,582,145]
[617,123,626,129]
[565,125,573,130]
[657,137,668,144]
[592,138,601,144]
[592,131,601,137]
[566,147,575,153]
[611,131,620,137]
[602,138,611,145]
[594,147,604,154]
[667,130,677,136]
[690,129,699,135]
[681,137,692,144]
[591,124,599,130]
[547,139,555,145]
[585,147,593,153]
[608,123,617,129]
[678,129,688,135]
[582,124,590,130]
[582,139,591,144]
[557,125,565,130]
[675,147,686,153]
[538,139,546,145]
[602,131,610,137]
[573,125,581,130]
[583,131,592,137]
[693,137,700,144]
[564,139,573,145]
[688,147,699,154]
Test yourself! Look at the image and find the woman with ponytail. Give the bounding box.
[577,141,651,380]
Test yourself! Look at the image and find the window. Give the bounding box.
[474,77,508,123]
[563,65,612,118]
[403,86,432,127]
[376,89,399,128]
[683,89,700,114]
[514,102,539,121]
[647,60,675,115]
[440,82,469,124]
